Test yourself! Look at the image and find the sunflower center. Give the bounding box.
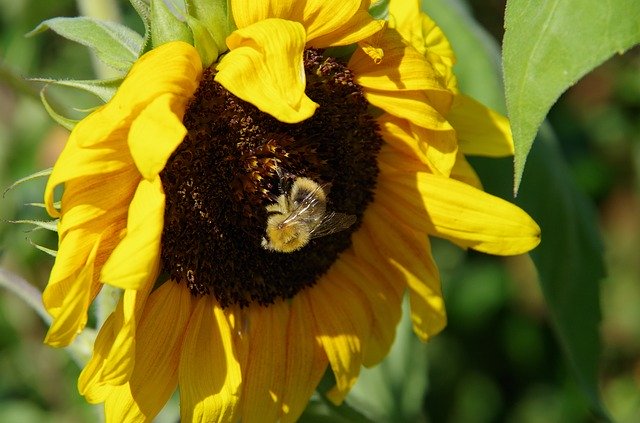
[160,49,383,307]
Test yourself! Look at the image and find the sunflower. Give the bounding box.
[42,0,540,421]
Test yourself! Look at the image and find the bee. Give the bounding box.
[261,176,357,253]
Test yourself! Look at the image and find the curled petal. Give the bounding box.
[216,19,318,123]
[128,94,190,181]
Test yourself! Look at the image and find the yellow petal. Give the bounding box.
[367,204,446,341]
[45,41,200,219]
[43,236,99,347]
[350,28,449,95]
[79,279,155,400]
[44,219,124,347]
[216,19,318,123]
[231,0,381,47]
[377,169,541,255]
[45,131,135,218]
[307,9,384,47]
[79,304,119,403]
[230,0,296,28]
[101,178,164,290]
[239,301,289,423]
[179,297,241,423]
[450,152,483,190]
[332,249,403,366]
[44,171,136,346]
[448,94,515,157]
[279,298,328,423]
[99,289,140,385]
[377,115,457,177]
[77,329,121,402]
[388,0,455,66]
[128,93,190,181]
[364,88,452,131]
[307,273,370,404]
[104,282,193,423]
[55,168,139,238]
[98,41,201,137]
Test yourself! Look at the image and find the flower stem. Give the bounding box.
[0,267,97,366]
[75,0,123,79]
[0,267,51,324]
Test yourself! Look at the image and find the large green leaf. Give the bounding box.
[503,0,640,190]
[28,17,144,72]
[422,0,609,417]
[515,126,608,420]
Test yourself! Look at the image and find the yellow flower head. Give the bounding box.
[43,0,540,421]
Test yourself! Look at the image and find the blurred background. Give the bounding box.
[1,0,638,422]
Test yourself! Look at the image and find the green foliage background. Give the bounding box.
[1,0,639,422]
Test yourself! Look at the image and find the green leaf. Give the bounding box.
[151,0,193,47]
[40,87,78,130]
[503,0,640,191]
[28,17,144,72]
[29,77,122,103]
[422,0,610,417]
[515,126,610,421]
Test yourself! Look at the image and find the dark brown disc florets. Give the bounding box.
[160,49,383,307]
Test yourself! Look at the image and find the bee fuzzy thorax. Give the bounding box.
[262,177,355,253]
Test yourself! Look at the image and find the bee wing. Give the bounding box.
[309,212,357,238]
[281,186,326,225]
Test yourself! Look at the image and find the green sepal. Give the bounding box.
[186,0,235,55]
[26,201,61,210]
[186,16,220,67]
[151,0,193,47]
[28,16,143,73]
[27,239,58,257]
[30,77,122,103]
[129,0,152,54]
[40,87,78,130]
[8,219,59,232]
[3,168,52,197]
